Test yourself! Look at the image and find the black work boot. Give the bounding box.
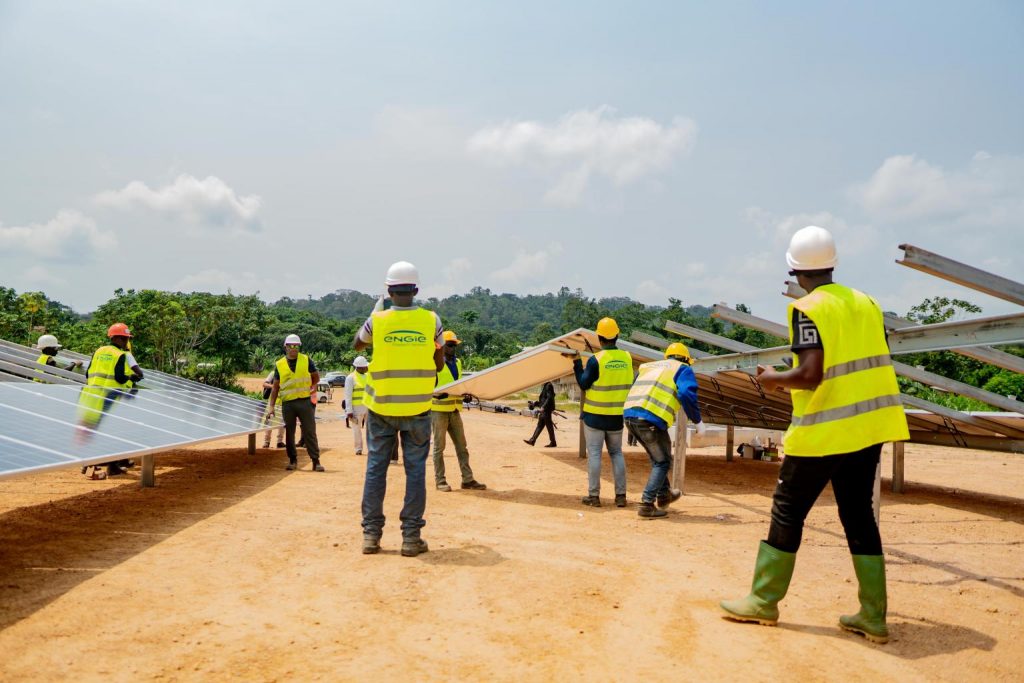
[312,459,325,472]
[362,535,381,555]
[656,488,683,508]
[581,495,601,507]
[401,538,429,557]
[285,460,298,471]
[637,502,667,518]
[615,494,627,508]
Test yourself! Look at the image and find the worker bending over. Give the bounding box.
[720,225,909,644]
[623,342,705,519]
[35,334,82,374]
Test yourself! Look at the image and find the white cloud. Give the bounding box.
[743,207,878,257]
[173,268,264,295]
[491,243,563,285]
[24,265,67,287]
[442,256,472,282]
[95,174,263,230]
[854,152,1024,226]
[467,106,697,205]
[0,210,116,260]
[634,279,669,303]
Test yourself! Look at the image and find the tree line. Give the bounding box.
[1,286,1019,405]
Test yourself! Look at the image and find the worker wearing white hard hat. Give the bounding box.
[35,334,82,374]
[344,355,371,454]
[354,261,445,557]
[266,333,324,472]
[721,226,909,644]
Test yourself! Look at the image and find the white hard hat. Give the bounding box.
[353,355,369,368]
[284,334,302,346]
[36,334,61,350]
[786,225,838,272]
[384,261,419,287]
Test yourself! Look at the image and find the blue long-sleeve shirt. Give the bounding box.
[623,363,702,431]
[574,355,624,431]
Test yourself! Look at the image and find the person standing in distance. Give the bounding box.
[432,330,486,492]
[354,261,444,557]
[574,317,633,508]
[345,355,370,455]
[720,226,909,644]
[623,342,706,519]
[266,334,324,472]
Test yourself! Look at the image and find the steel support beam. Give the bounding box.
[900,394,1024,438]
[672,411,688,493]
[726,424,734,462]
[629,331,712,358]
[898,243,1024,306]
[892,441,905,493]
[712,303,1024,418]
[908,431,1024,453]
[248,433,256,455]
[887,313,1024,354]
[780,291,1024,374]
[664,320,756,353]
[141,454,155,487]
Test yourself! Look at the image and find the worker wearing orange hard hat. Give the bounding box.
[431,330,486,493]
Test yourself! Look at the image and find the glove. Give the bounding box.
[695,421,707,436]
[435,392,449,400]
[372,294,385,313]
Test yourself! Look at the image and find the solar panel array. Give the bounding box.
[0,338,283,481]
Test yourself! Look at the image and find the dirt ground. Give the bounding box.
[1,405,1022,682]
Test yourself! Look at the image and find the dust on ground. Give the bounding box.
[1,406,1021,682]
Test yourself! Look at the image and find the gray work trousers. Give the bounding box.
[283,398,319,462]
[432,410,474,485]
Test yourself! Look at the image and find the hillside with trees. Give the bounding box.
[1,285,1019,405]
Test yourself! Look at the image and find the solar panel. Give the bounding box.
[0,381,283,482]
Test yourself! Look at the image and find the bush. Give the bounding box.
[983,371,1024,400]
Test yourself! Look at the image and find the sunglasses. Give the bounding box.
[285,344,301,349]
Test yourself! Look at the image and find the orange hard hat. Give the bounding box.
[107,322,133,338]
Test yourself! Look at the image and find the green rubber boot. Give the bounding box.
[839,554,889,644]
[720,541,796,626]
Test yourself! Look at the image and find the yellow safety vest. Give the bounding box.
[364,308,438,416]
[624,359,683,428]
[76,385,118,428]
[276,354,313,403]
[784,283,910,456]
[351,370,367,407]
[432,358,462,412]
[34,353,53,383]
[87,345,131,389]
[583,348,633,416]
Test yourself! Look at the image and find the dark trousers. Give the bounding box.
[283,398,319,462]
[767,443,882,555]
[528,412,556,445]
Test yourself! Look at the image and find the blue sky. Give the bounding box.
[2,1,1022,323]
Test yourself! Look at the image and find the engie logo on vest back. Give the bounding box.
[604,360,629,370]
[383,329,428,344]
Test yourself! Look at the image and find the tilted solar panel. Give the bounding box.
[0,383,283,481]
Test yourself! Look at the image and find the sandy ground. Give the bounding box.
[1,404,1022,682]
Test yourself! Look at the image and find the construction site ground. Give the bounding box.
[1,407,1022,681]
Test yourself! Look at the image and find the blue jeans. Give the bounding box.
[584,424,626,497]
[361,410,432,540]
[626,417,673,503]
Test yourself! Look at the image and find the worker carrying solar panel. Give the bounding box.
[34,334,83,378]
[265,334,324,472]
[78,323,145,479]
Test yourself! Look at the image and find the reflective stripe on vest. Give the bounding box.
[351,371,366,407]
[87,345,129,389]
[624,359,683,427]
[432,357,462,412]
[583,348,633,416]
[277,354,312,402]
[784,283,910,456]
[364,308,437,416]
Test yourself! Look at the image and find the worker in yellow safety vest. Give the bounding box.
[35,334,82,379]
[354,260,444,558]
[721,225,909,644]
[344,355,370,455]
[266,334,323,472]
[81,323,144,477]
[573,317,633,508]
[623,342,706,519]
[431,330,486,492]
